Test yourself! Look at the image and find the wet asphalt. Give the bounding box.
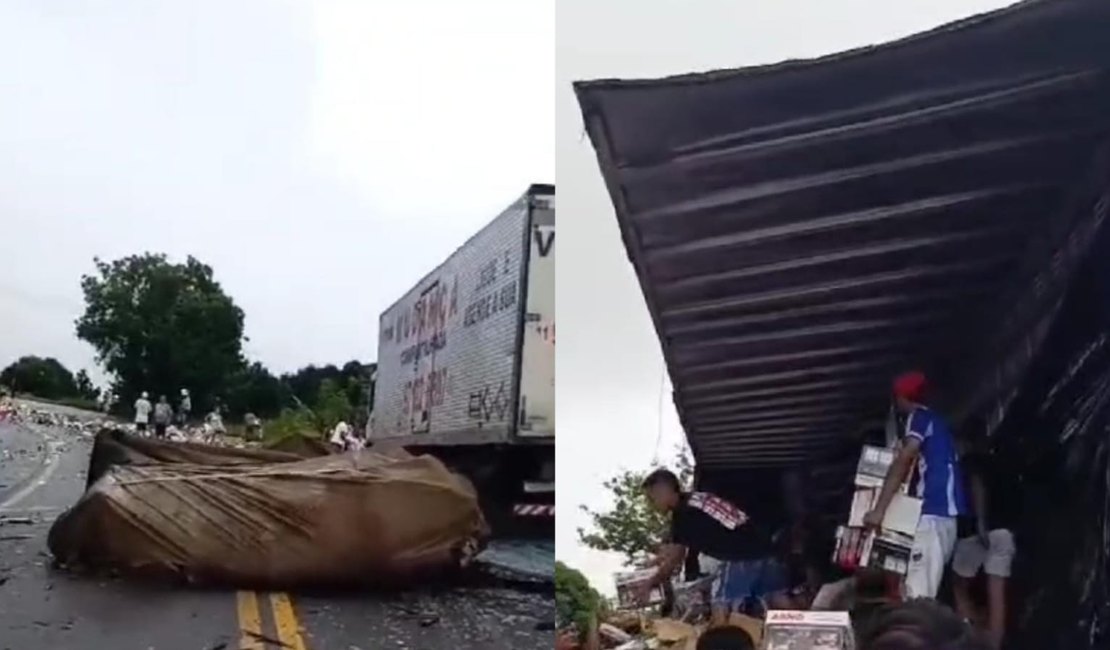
[0,407,554,650]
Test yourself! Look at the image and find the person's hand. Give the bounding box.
[862,509,884,531]
[976,520,990,549]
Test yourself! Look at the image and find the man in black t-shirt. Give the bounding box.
[950,417,1018,649]
[634,468,785,624]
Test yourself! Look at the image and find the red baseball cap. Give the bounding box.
[893,371,928,402]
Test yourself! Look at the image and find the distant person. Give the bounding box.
[133,392,152,434]
[201,408,225,444]
[856,598,991,650]
[178,388,191,425]
[863,371,967,599]
[330,420,352,449]
[153,395,173,439]
[635,468,782,624]
[951,417,1018,649]
[244,412,262,440]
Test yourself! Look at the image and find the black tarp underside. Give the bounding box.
[576,0,1110,469]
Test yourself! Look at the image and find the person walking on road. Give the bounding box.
[134,391,152,435]
[153,395,173,439]
[178,388,191,425]
[863,371,968,600]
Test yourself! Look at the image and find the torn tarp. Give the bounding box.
[83,428,316,490]
[50,446,489,588]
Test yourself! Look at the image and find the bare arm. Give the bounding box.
[971,472,989,528]
[873,437,921,517]
[645,543,686,589]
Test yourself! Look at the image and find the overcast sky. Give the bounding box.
[0,0,554,383]
[556,0,1017,593]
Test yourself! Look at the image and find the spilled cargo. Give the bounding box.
[49,429,489,588]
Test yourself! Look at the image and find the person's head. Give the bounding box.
[181,388,189,397]
[857,599,991,650]
[696,625,755,650]
[141,391,149,399]
[159,395,167,403]
[892,371,928,413]
[642,468,683,512]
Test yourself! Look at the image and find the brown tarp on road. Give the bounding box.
[51,442,489,588]
[84,428,317,490]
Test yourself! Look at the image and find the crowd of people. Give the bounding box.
[621,371,1014,649]
[128,388,235,442]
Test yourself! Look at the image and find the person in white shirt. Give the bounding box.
[330,421,351,448]
[134,392,152,434]
[178,388,191,425]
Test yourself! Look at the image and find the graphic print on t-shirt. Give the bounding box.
[687,492,749,530]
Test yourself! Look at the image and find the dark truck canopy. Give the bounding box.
[576,0,1110,471]
[577,2,1110,646]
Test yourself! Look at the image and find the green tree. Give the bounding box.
[74,369,97,399]
[313,378,353,432]
[555,561,603,635]
[224,362,291,419]
[75,253,246,411]
[577,446,694,566]
[0,356,79,399]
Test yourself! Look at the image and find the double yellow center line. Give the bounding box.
[236,590,308,650]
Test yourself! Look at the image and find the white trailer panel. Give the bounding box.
[372,193,529,443]
[517,192,555,437]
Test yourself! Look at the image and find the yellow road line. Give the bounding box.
[236,591,264,650]
[270,592,308,650]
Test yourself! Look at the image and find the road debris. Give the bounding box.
[47,429,489,588]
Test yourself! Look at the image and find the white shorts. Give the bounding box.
[904,514,958,599]
[951,529,1016,578]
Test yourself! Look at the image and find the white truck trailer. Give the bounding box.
[370,184,554,527]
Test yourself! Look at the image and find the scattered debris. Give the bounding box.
[591,611,765,649]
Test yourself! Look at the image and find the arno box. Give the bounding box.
[762,610,856,650]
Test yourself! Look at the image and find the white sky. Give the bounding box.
[555,0,1017,594]
[0,0,554,385]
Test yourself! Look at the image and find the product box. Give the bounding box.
[761,610,856,650]
[614,569,664,609]
[855,446,895,489]
[834,446,922,575]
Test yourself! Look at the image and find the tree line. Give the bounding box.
[2,253,375,429]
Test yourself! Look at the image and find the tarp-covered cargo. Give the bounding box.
[50,444,489,588]
[577,1,1110,647]
[84,428,317,489]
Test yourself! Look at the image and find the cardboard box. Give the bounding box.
[614,569,664,608]
[762,610,856,650]
[834,445,922,575]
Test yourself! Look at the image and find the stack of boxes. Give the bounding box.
[833,445,921,575]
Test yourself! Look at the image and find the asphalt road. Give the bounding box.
[0,408,554,650]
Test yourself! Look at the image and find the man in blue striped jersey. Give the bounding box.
[863,371,968,599]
